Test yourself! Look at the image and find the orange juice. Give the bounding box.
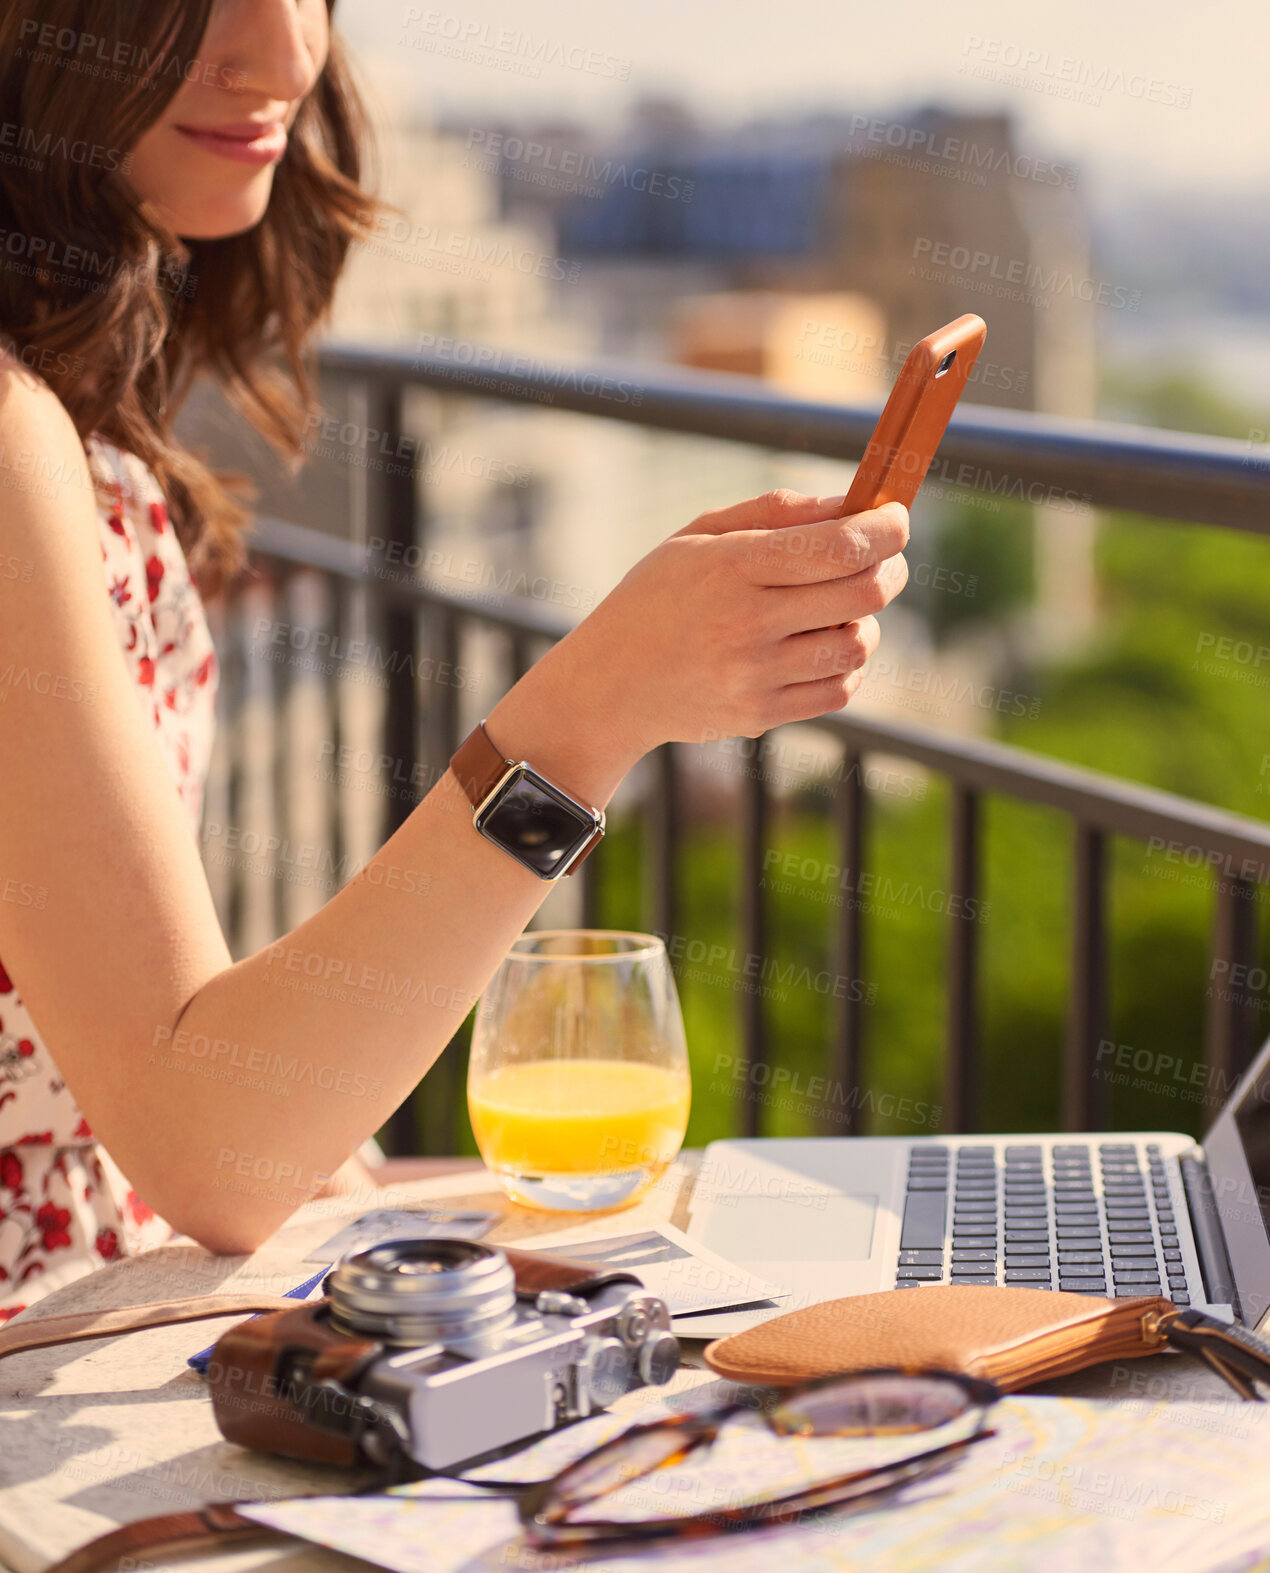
[468,1059,690,1189]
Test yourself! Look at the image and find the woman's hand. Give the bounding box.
[488,490,908,806]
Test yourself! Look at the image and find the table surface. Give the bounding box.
[0,1153,1239,1573]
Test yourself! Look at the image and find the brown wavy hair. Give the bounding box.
[0,0,380,595]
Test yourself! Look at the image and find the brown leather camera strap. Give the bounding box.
[502,1244,640,1298]
[42,1503,284,1573]
[0,1292,299,1364]
[0,1250,634,1367]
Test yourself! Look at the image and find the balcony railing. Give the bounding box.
[209,342,1270,1154]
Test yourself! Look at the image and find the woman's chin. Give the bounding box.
[170,185,277,242]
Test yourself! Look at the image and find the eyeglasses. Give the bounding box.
[510,1368,999,1548]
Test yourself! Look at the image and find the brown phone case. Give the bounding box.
[841,313,986,517]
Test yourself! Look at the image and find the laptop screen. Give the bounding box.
[1233,1079,1270,1231]
[1205,1032,1270,1328]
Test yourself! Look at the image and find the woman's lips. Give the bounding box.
[173,121,288,166]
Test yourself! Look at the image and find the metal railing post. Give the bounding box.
[364,377,422,1157]
[1064,826,1108,1131]
[831,751,866,1134]
[945,786,980,1132]
[740,762,769,1137]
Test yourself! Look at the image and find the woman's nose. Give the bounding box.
[214,0,326,108]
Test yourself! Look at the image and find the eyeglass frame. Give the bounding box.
[507,1367,1001,1547]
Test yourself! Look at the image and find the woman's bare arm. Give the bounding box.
[0,359,908,1252]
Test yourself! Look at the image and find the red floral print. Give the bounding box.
[95,1228,120,1261]
[36,1203,72,1250]
[125,1189,155,1227]
[145,553,164,602]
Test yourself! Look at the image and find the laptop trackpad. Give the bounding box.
[699,1193,877,1263]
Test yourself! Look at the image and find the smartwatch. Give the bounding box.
[449,721,605,880]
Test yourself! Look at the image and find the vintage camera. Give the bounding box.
[208,1238,680,1472]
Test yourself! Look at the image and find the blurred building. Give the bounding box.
[669,291,889,401]
[479,105,1096,418]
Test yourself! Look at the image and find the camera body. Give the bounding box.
[208,1238,679,1472]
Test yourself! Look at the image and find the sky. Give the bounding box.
[337,0,1270,200]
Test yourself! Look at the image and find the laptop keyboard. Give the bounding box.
[895,1141,1191,1301]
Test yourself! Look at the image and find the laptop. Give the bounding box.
[680,1030,1270,1341]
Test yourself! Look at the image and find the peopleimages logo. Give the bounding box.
[413,334,645,408]
[911,238,1141,310]
[465,129,694,203]
[0,122,125,172]
[959,37,1192,110]
[401,10,631,81]
[364,215,581,283]
[845,115,1077,189]
[656,931,876,1004]
[15,20,247,91]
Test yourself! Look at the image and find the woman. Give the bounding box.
[0,0,908,1318]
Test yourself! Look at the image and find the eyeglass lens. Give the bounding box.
[540,1422,714,1520]
[771,1373,975,1436]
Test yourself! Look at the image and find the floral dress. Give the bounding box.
[0,437,218,1319]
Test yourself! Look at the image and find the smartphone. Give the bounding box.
[840,314,986,517]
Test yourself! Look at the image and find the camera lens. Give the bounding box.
[328,1238,517,1350]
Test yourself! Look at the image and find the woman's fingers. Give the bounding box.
[736,500,909,587]
[683,487,846,538]
[763,665,874,731]
[774,616,881,685]
[766,552,909,637]
[768,616,882,725]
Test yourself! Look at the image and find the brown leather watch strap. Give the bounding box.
[43,1504,282,1573]
[450,719,511,808]
[0,1292,299,1364]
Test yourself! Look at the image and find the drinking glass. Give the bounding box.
[468,930,690,1211]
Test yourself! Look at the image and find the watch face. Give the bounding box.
[476,766,597,877]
